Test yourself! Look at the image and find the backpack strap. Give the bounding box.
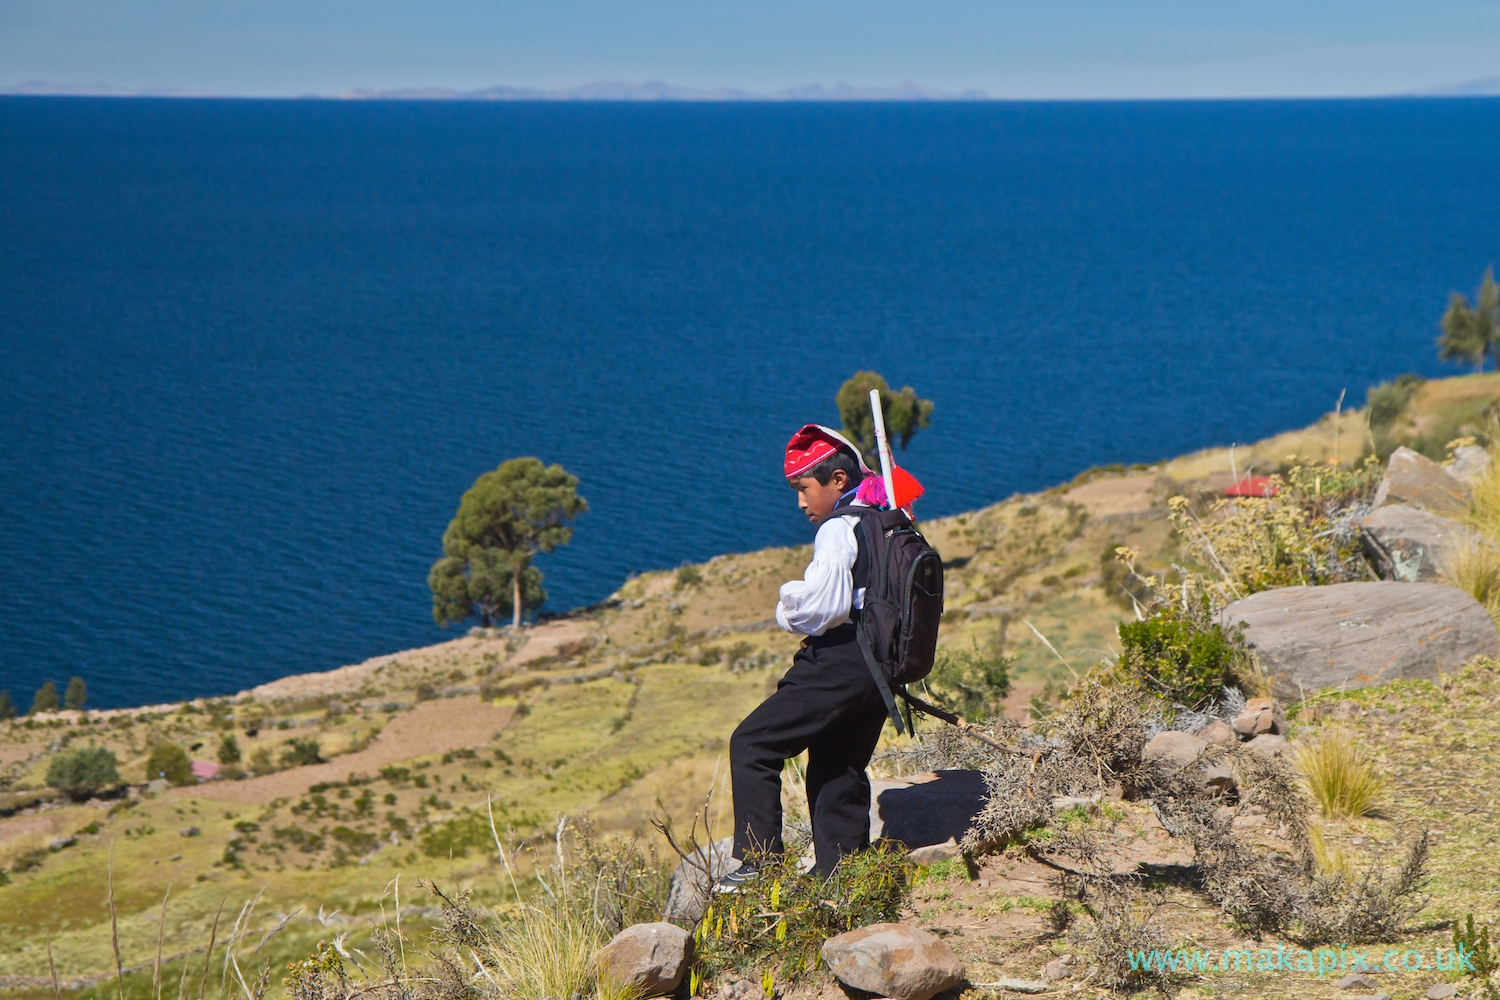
[851,517,907,736]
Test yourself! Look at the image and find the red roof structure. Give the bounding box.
[1223,476,1278,498]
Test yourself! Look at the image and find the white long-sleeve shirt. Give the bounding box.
[775,506,868,636]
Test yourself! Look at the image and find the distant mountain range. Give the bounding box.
[4,77,1499,101]
[0,80,992,101]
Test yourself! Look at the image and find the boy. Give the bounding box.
[719,424,891,887]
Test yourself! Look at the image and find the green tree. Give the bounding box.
[46,747,120,801]
[63,676,87,711]
[30,681,59,715]
[145,742,194,786]
[217,733,242,765]
[835,372,935,469]
[0,691,14,721]
[429,458,587,632]
[1439,267,1500,371]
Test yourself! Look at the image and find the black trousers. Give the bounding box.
[729,623,889,876]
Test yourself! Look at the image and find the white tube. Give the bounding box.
[869,388,899,512]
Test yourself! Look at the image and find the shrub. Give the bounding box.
[1116,598,1248,708]
[923,641,1014,720]
[280,737,322,767]
[1297,729,1384,819]
[675,564,703,589]
[1366,374,1425,430]
[693,842,914,983]
[217,733,242,765]
[46,746,120,800]
[146,742,194,785]
[248,746,276,775]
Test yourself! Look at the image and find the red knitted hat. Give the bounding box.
[784,424,871,480]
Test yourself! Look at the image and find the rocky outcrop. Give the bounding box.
[1446,444,1490,487]
[1372,447,1471,518]
[1360,504,1485,583]
[592,922,693,997]
[1231,696,1286,737]
[664,837,738,924]
[869,769,987,849]
[1226,581,1500,701]
[821,923,964,1000]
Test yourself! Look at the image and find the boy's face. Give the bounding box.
[790,470,853,524]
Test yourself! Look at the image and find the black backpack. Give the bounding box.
[839,504,945,735]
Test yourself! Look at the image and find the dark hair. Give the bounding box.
[802,449,864,488]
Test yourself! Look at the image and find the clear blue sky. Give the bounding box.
[2,0,1497,98]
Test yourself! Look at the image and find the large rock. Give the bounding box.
[1373,447,1472,518]
[593,922,693,997]
[821,923,965,1000]
[1231,697,1286,737]
[664,837,738,925]
[1360,504,1485,582]
[1226,582,1500,701]
[1447,445,1491,487]
[870,769,987,848]
[1142,731,1235,792]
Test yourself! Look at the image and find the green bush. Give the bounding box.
[46,746,120,800]
[694,843,913,984]
[1366,374,1425,430]
[1117,599,1248,708]
[217,733,241,765]
[145,742,194,786]
[922,641,1014,720]
[279,737,322,767]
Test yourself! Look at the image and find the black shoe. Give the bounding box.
[712,863,760,894]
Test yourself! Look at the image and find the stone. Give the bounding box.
[1042,954,1076,980]
[1142,730,1236,792]
[1347,995,1390,1000]
[1231,697,1286,737]
[145,778,170,797]
[821,923,964,1000]
[1373,446,1473,518]
[870,769,987,849]
[1194,719,1238,745]
[976,979,1049,994]
[664,837,738,925]
[908,838,960,866]
[1225,582,1500,701]
[592,922,693,997]
[48,835,76,851]
[1447,444,1490,486]
[179,826,200,837]
[1360,504,1486,582]
[1425,985,1458,999]
[1336,973,1380,989]
[1244,733,1291,758]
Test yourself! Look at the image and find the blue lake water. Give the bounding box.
[4,97,1500,708]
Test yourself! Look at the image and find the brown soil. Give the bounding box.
[1062,474,1157,517]
[175,695,515,804]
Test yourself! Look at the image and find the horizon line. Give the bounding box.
[5,75,1500,102]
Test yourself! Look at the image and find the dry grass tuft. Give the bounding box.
[1442,534,1500,624]
[1296,729,1385,820]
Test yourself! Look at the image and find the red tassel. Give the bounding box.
[892,465,924,508]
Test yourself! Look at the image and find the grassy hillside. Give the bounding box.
[5,372,1500,997]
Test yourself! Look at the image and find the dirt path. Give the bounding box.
[177,696,515,804]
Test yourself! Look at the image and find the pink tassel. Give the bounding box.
[856,475,887,507]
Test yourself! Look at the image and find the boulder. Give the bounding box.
[1231,697,1286,737]
[592,922,692,997]
[1244,733,1291,758]
[870,770,987,849]
[1194,719,1238,745]
[179,826,200,837]
[821,923,964,1000]
[1425,984,1458,999]
[664,837,738,924]
[1360,504,1485,582]
[1446,445,1490,487]
[1373,447,1472,518]
[1142,731,1235,792]
[907,839,959,866]
[1042,954,1077,980]
[1225,582,1500,701]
